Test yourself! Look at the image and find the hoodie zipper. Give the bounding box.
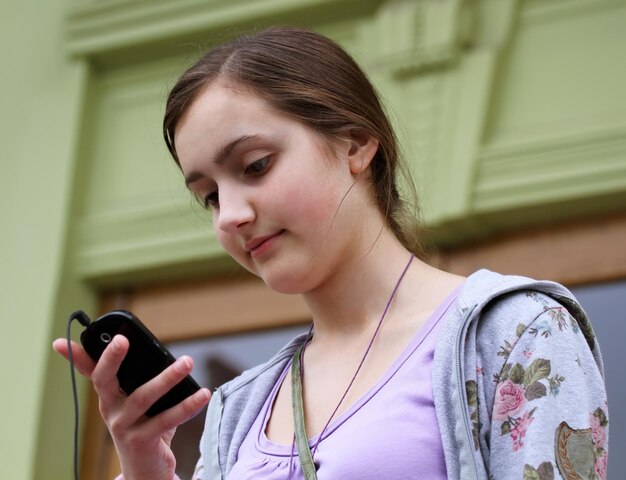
[455,305,480,480]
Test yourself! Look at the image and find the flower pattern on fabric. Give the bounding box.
[525,292,582,335]
[466,380,481,450]
[523,462,554,480]
[548,374,565,396]
[494,379,526,420]
[591,407,609,479]
[482,292,608,479]
[554,408,609,480]
[492,300,577,454]
[495,356,560,451]
[510,409,535,452]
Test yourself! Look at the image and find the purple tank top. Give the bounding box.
[227,289,458,479]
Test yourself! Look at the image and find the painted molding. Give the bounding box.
[73,124,626,281]
[68,0,488,281]
[364,0,516,230]
[474,125,626,211]
[522,0,622,23]
[65,0,383,58]
[74,202,223,281]
[426,49,497,224]
[368,0,476,76]
[66,0,626,279]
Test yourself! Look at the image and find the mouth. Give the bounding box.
[245,230,285,257]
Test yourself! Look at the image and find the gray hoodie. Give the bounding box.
[192,270,607,480]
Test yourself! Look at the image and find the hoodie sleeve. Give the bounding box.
[476,291,608,480]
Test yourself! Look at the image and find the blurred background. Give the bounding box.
[1,0,624,478]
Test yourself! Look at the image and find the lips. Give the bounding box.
[244,230,284,255]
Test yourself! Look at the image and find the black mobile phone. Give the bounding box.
[80,309,201,417]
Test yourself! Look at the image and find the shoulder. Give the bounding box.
[458,269,577,313]
[477,290,574,349]
[477,289,601,391]
[456,269,599,352]
[433,269,606,479]
[457,269,602,373]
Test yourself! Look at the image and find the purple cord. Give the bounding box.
[289,254,414,475]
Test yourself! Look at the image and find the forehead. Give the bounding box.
[174,81,335,171]
[174,82,290,168]
[176,82,268,140]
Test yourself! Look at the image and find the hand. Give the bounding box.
[53,335,211,480]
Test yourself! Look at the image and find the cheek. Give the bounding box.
[215,229,233,251]
[275,172,345,227]
[215,230,261,276]
[214,230,247,264]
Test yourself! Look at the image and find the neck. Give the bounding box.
[300,230,426,344]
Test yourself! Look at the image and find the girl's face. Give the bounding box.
[174,81,378,293]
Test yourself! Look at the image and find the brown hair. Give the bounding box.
[164,26,422,256]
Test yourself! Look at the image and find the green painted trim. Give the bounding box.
[522,0,621,23]
[473,125,626,212]
[36,66,98,480]
[393,0,519,226]
[66,0,383,58]
[366,0,476,77]
[67,0,484,282]
[426,49,496,224]
[65,0,626,275]
[74,202,225,281]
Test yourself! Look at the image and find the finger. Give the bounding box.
[91,335,129,405]
[124,356,198,421]
[142,387,211,439]
[52,338,96,377]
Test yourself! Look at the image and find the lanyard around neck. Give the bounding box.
[291,342,318,480]
[289,254,415,479]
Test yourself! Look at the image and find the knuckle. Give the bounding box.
[155,412,174,432]
[166,364,178,379]
[91,373,106,391]
[91,379,101,392]
[177,393,205,421]
[98,399,111,419]
[167,373,184,390]
[130,391,153,413]
[168,363,187,383]
[185,394,202,413]
[91,363,117,390]
[108,418,125,438]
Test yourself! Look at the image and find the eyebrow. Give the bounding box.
[184,134,264,186]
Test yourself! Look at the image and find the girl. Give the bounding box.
[54,27,608,480]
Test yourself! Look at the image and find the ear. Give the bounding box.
[347,129,379,175]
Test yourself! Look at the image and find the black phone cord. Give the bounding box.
[66,310,92,480]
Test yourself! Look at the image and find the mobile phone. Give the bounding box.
[80,309,201,417]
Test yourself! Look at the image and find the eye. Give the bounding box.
[202,191,219,209]
[245,156,271,176]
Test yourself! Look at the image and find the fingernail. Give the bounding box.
[112,337,122,352]
[175,357,190,373]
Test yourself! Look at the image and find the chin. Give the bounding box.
[262,276,308,295]
[258,264,315,295]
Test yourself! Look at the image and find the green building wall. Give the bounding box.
[0,1,90,478]
[1,1,624,478]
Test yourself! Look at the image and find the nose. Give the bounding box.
[214,186,255,234]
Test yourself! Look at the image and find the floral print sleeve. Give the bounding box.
[474,292,608,480]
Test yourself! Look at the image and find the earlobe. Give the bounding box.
[347,130,379,175]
